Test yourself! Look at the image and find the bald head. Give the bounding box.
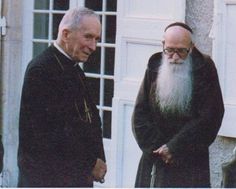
[162,24,194,62]
[164,26,193,48]
[165,22,193,33]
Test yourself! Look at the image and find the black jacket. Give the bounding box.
[18,45,105,187]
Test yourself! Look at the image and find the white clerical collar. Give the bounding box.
[53,41,72,60]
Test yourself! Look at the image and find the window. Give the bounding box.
[84,0,116,139]
[32,0,68,57]
[31,0,116,139]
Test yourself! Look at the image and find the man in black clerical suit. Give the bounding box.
[18,7,107,187]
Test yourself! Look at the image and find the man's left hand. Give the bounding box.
[92,158,107,183]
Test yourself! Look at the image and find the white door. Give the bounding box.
[212,0,236,138]
[111,0,186,187]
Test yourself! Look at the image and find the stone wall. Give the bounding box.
[186,0,236,187]
[186,0,213,55]
[1,0,23,186]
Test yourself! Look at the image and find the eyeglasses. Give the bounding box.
[163,48,190,57]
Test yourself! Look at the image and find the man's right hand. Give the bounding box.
[92,158,107,183]
[153,144,174,164]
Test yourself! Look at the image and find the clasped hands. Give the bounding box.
[92,158,107,183]
[153,144,174,164]
[91,145,172,183]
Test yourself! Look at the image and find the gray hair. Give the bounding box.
[58,7,100,32]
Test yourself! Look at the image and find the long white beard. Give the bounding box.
[156,54,193,115]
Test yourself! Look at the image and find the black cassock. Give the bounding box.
[132,47,224,188]
[18,45,105,187]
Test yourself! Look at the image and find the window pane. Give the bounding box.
[103,110,111,139]
[105,15,116,43]
[84,47,101,74]
[104,79,113,106]
[86,78,100,105]
[53,0,69,10]
[53,14,64,40]
[106,0,117,11]
[34,0,49,10]
[34,13,49,39]
[85,0,102,11]
[105,47,115,75]
[33,42,48,58]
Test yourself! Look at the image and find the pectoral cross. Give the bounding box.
[84,99,92,123]
[74,99,93,124]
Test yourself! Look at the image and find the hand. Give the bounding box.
[92,158,107,183]
[153,144,173,164]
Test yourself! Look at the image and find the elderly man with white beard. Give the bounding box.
[132,22,224,188]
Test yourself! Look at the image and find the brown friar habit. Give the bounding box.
[132,47,224,188]
[18,45,105,187]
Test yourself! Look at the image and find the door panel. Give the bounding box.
[213,0,236,137]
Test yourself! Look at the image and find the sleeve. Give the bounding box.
[82,75,106,164]
[83,121,105,172]
[86,108,106,167]
[166,58,225,160]
[132,68,165,155]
